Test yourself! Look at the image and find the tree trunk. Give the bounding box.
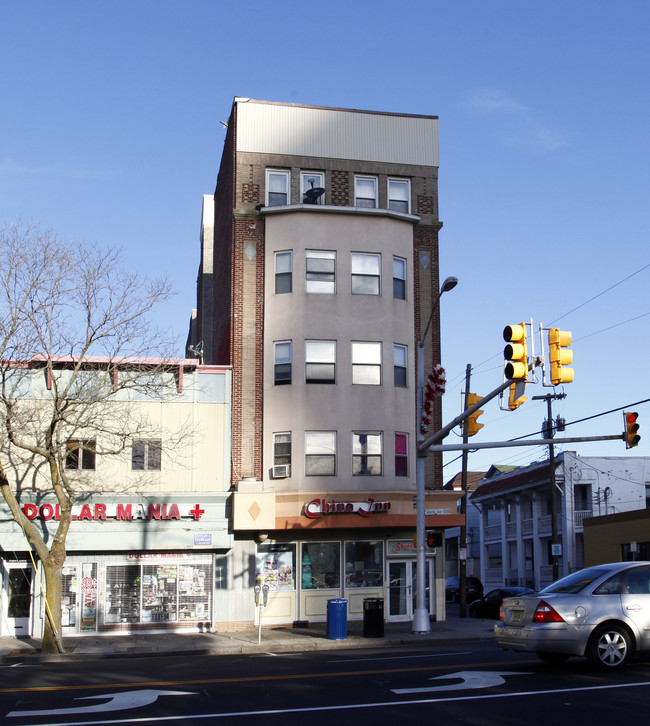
[41,558,65,654]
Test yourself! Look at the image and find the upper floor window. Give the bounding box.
[266,169,290,206]
[351,253,380,295]
[275,251,292,294]
[352,342,381,385]
[395,433,408,477]
[352,432,382,476]
[132,439,162,471]
[388,178,410,213]
[301,172,325,204]
[393,256,406,300]
[394,344,407,388]
[306,250,336,294]
[306,340,336,384]
[355,176,378,208]
[65,439,96,470]
[305,431,336,476]
[274,341,292,385]
[273,432,292,476]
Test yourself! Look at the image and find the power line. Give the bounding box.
[450,263,650,383]
[548,263,650,325]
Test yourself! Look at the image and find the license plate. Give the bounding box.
[509,609,523,623]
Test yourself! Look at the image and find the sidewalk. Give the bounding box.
[0,614,495,661]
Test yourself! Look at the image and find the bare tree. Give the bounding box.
[0,222,185,653]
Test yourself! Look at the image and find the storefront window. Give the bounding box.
[256,543,296,590]
[301,542,340,589]
[105,565,141,624]
[80,562,98,630]
[345,541,384,588]
[61,566,77,629]
[104,559,212,626]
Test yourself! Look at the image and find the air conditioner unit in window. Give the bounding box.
[272,464,290,479]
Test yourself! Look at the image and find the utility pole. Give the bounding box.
[532,392,566,582]
[459,364,471,618]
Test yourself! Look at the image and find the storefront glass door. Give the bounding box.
[387,559,433,621]
[3,563,33,636]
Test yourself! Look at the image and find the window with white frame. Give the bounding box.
[65,439,96,470]
[393,256,406,300]
[273,432,291,467]
[305,431,336,476]
[394,344,407,387]
[301,172,325,204]
[345,541,384,587]
[275,251,292,294]
[388,178,410,213]
[355,176,378,208]
[353,432,382,476]
[351,253,380,295]
[132,439,162,471]
[266,169,290,206]
[301,542,340,588]
[395,432,408,477]
[305,340,335,384]
[352,342,381,385]
[274,341,292,385]
[306,250,336,293]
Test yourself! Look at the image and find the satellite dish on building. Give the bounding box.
[303,179,325,204]
[188,341,204,362]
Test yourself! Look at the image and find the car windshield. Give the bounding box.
[539,567,611,595]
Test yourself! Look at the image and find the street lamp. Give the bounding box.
[413,275,458,634]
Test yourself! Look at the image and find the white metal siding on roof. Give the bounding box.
[235,100,439,167]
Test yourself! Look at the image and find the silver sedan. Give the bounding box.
[494,561,650,669]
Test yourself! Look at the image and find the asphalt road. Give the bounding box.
[2,639,650,725]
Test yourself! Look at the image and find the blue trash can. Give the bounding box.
[326,598,348,640]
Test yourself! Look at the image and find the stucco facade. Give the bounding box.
[0,361,233,638]
[188,98,460,627]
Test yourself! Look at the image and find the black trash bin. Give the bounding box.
[326,598,348,640]
[363,597,384,637]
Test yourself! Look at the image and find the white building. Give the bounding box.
[0,359,233,638]
[471,451,650,591]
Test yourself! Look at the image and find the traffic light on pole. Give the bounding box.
[465,393,484,436]
[426,530,442,548]
[624,412,640,449]
[507,380,528,411]
[503,324,528,380]
[548,328,574,385]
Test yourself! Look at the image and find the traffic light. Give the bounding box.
[507,380,528,411]
[465,393,484,436]
[624,412,640,449]
[548,328,574,385]
[426,530,442,548]
[503,324,528,380]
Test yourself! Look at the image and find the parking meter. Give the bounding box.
[262,584,269,606]
[254,584,261,606]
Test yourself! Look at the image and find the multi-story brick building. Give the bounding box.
[188,98,461,626]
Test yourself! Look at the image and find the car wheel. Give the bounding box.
[536,652,570,665]
[587,624,632,670]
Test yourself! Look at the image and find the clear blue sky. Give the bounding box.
[2,1,649,477]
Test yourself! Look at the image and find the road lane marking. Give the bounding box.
[8,690,195,718]
[10,679,650,726]
[392,670,532,694]
[329,651,472,663]
[0,658,537,694]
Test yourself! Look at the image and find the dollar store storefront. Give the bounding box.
[0,494,232,638]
